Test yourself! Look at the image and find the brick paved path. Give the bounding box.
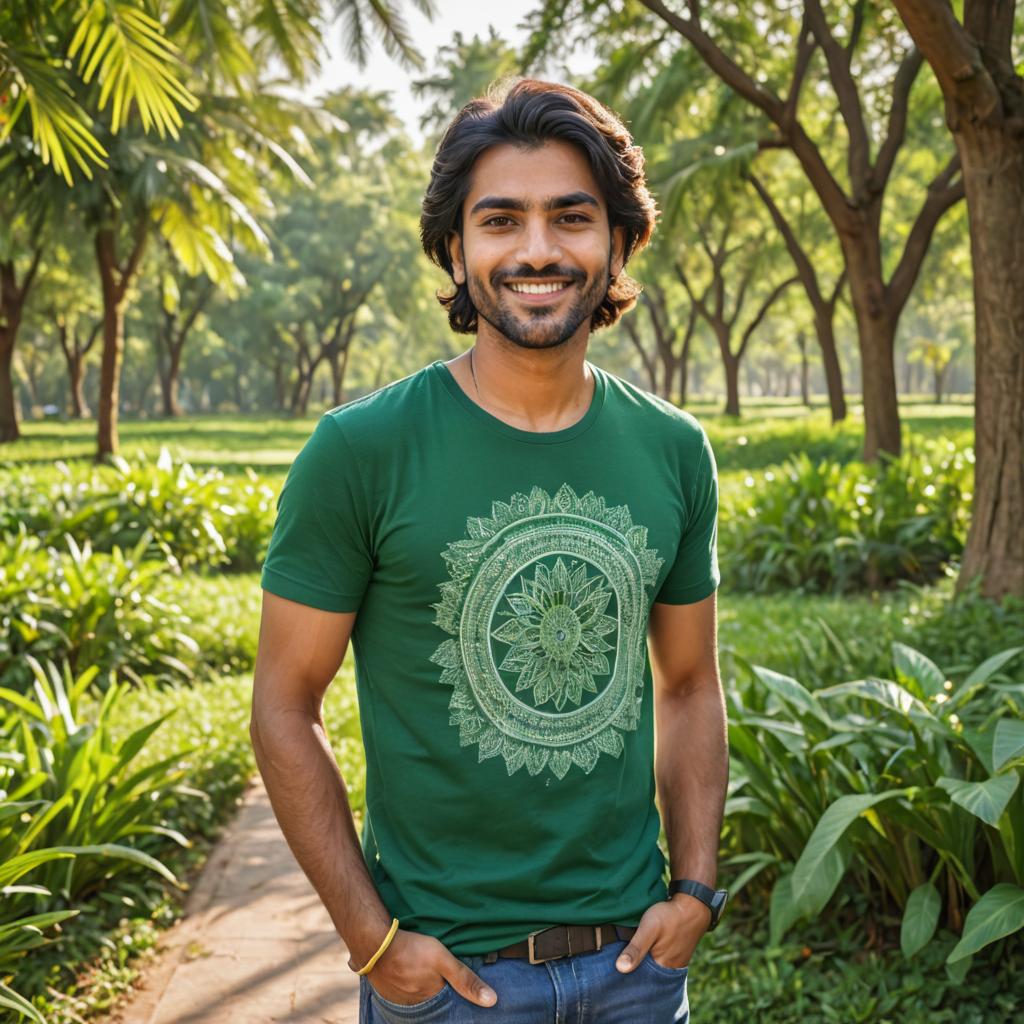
[107,774,359,1024]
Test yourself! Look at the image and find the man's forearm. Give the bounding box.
[250,709,392,968]
[654,683,729,888]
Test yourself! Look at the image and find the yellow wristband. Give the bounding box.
[356,917,400,975]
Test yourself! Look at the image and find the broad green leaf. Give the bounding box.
[964,647,1024,687]
[993,718,1024,772]
[751,665,830,724]
[0,982,48,1023]
[791,790,911,905]
[938,773,1020,827]
[947,883,1024,963]
[816,677,928,717]
[892,643,946,698]
[768,872,803,947]
[901,882,941,957]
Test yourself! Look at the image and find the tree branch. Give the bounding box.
[887,153,964,318]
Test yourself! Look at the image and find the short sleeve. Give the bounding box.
[260,415,373,613]
[654,427,720,604]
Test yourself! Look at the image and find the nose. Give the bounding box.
[515,218,563,270]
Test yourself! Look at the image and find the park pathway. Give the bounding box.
[107,773,361,1024]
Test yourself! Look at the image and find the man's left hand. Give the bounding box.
[614,894,711,972]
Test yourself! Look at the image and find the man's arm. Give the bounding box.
[648,591,728,924]
[249,589,392,971]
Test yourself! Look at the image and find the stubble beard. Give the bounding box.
[468,262,612,350]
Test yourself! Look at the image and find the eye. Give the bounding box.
[482,215,513,226]
[560,213,591,223]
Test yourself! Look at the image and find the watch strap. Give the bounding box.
[667,878,727,930]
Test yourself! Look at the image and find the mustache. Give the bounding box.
[494,267,586,286]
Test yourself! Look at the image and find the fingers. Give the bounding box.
[446,957,498,1007]
[615,935,648,973]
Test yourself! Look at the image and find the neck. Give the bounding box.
[468,332,594,433]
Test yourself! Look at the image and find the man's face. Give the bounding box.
[447,140,626,349]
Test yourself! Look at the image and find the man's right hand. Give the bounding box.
[359,929,498,1008]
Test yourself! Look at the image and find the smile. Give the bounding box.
[504,281,574,302]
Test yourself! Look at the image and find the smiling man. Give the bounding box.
[251,79,728,1023]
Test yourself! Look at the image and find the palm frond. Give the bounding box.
[0,48,108,185]
[68,0,199,136]
[252,0,324,80]
[164,0,255,82]
[154,197,245,291]
[364,0,423,71]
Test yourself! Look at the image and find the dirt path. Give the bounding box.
[106,774,360,1024]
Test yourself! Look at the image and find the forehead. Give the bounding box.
[463,140,605,212]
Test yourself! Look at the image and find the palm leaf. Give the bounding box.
[68,0,199,136]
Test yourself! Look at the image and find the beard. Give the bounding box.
[467,261,611,349]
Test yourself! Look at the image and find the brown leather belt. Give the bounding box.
[482,923,638,965]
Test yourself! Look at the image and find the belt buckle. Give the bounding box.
[527,927,561,965]
[526,926,603,964]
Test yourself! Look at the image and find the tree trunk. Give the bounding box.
[331,340,353,407]
[797,330,811,406]
[96,232,125,460]
[0,337,18,442]
[95,222,147,461]
[0,264,28,442]
[814,311,846,422]
[678,329,692,406]
[841,232,902,459]
[58,320,97,419]
[955,125,1024,600]
[160,344,184,417]
[723,354,741,417]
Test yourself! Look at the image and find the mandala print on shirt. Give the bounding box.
[429,483,665,781]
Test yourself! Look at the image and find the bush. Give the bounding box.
[0,450,276,574]
[721,638,1024,980]
[0,529,199,690]
[0,657,198,1020]
[721,441,972,594]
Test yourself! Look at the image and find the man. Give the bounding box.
[251,78,728,1024]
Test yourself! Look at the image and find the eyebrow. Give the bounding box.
[469,191,601,217]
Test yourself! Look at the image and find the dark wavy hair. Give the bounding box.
[420,77,659,335]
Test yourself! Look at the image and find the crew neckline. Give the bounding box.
[431,358,606,445]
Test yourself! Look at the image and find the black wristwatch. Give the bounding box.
[667,878,728,931]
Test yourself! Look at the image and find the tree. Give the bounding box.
[525,0,965,459]
[671,181,798,415]
[890,0,1023,599]
[411,27,523,143]
[1,0,439,454]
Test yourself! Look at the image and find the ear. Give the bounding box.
[447,232,466,286]
[610,225,627,279]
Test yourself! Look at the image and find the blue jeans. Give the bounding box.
[359,937,689,1023]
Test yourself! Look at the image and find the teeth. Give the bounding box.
[508,282,567,294]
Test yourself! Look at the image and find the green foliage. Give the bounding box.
[722,639,1024,979]
[690,910,1023,1022]
[0,656,200,1018]
[0,529,199,689]
[722,441,972,593]
[0,448,276,574]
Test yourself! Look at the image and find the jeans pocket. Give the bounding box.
[641,951,690,977]
[367,977,453,1017]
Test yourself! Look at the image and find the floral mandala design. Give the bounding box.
[429,483,664,782]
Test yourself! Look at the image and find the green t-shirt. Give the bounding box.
[260,358,720,956]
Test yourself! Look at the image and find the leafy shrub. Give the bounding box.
[721,441,972,593]
[0,450,276,574]
[722,639,1024,980]
[0,658,197,1020]
[0,530,199,690]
